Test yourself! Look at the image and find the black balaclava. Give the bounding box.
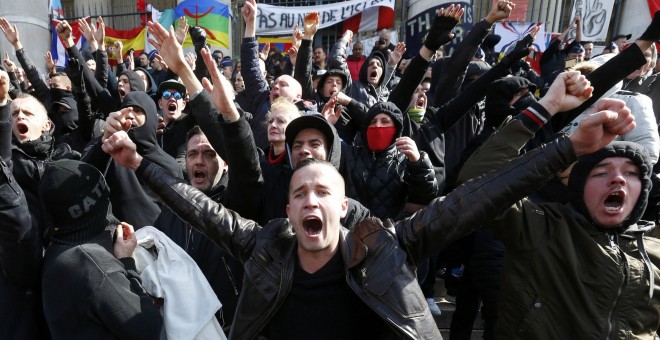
[121,91,159,155]
[484,76,537,128]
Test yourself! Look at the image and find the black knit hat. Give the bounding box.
[316,69,349,97]
[568,142,653,230]
[39,159,119,243]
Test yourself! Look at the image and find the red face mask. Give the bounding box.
[366,126,396,152]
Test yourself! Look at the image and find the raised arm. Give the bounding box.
[457,70,593,183]
[433,1,512,105]
[294,12,319,101]
[0,89,38,289]
[239,0,270,113]
[390,4,462,112]
[0,18,50,103]
[398,96,634,263]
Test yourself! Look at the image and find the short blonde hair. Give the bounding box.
[265,98,301,126]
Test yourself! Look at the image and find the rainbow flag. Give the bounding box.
[174,0,230,49]
[104,27,147,66]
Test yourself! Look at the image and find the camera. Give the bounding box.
[377,39,386,46]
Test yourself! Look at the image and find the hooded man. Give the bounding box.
[39,159,163,339]
[493,141,660,339]
[341,102,439,219]
[82,91,182,228]
[455,68,660,338]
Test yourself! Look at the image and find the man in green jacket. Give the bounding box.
[459,70,660,339]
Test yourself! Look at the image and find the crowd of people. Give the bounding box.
[2,0,660,339]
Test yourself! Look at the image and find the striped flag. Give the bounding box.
[51,18,88,68]
[342,6,394,34]
[104,27,148,66]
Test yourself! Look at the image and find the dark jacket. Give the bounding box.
[82,92,181,228]
[460,117,660,339]
[240,37,274,150]
[12,127,80,245]
[135,129,580,340]
[331,38,394,108]
[539,38,580,91]
[342,102,438,219]
[154,172,243,331]
[42,203,163,340]
[0,100,47,339]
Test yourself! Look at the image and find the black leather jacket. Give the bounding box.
[136,135,578,340]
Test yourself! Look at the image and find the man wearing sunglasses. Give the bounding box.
[157,79,198,162]
[158,79,187,126]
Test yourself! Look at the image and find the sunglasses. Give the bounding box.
[162,91,182,100]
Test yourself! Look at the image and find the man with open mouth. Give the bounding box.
[103,25,636,335]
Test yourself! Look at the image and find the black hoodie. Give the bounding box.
[347,51,391,107]
[82,92,182,228]
[342,102,438,219]
[134,67,159,105]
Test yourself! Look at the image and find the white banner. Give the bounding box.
[570,0,616,42]
[255,0,395,36]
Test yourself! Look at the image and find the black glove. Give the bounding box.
[501,34,534,66]
[189,25,208,52]
[66,57,84,89]
[640,10,660,41]
[423,12,460,51]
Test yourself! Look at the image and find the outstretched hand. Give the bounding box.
[147,21,187,75]
[388,42,406,66]
[93,17,106,48]
[423,4,464,51]
[570,105,635,156]
[175,16,189,45]
[303,12,320,39]
[102,130,143,171]
[44,51,57,73]
[321,95,342,125]
[200,48,240,122]
[0,18,20,48]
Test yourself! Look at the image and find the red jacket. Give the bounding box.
[346,55,365,81]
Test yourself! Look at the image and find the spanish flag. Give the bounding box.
[104,26,147,65]
[175,0,230,49]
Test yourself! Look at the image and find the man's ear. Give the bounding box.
[43,119,52,133]
[340,197,348,218]
[66,85,72,91]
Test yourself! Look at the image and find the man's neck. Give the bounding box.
[297,244,338,274]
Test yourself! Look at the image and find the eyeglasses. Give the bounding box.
[162,91,182,100]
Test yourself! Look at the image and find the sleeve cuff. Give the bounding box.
[518,102,552,131]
